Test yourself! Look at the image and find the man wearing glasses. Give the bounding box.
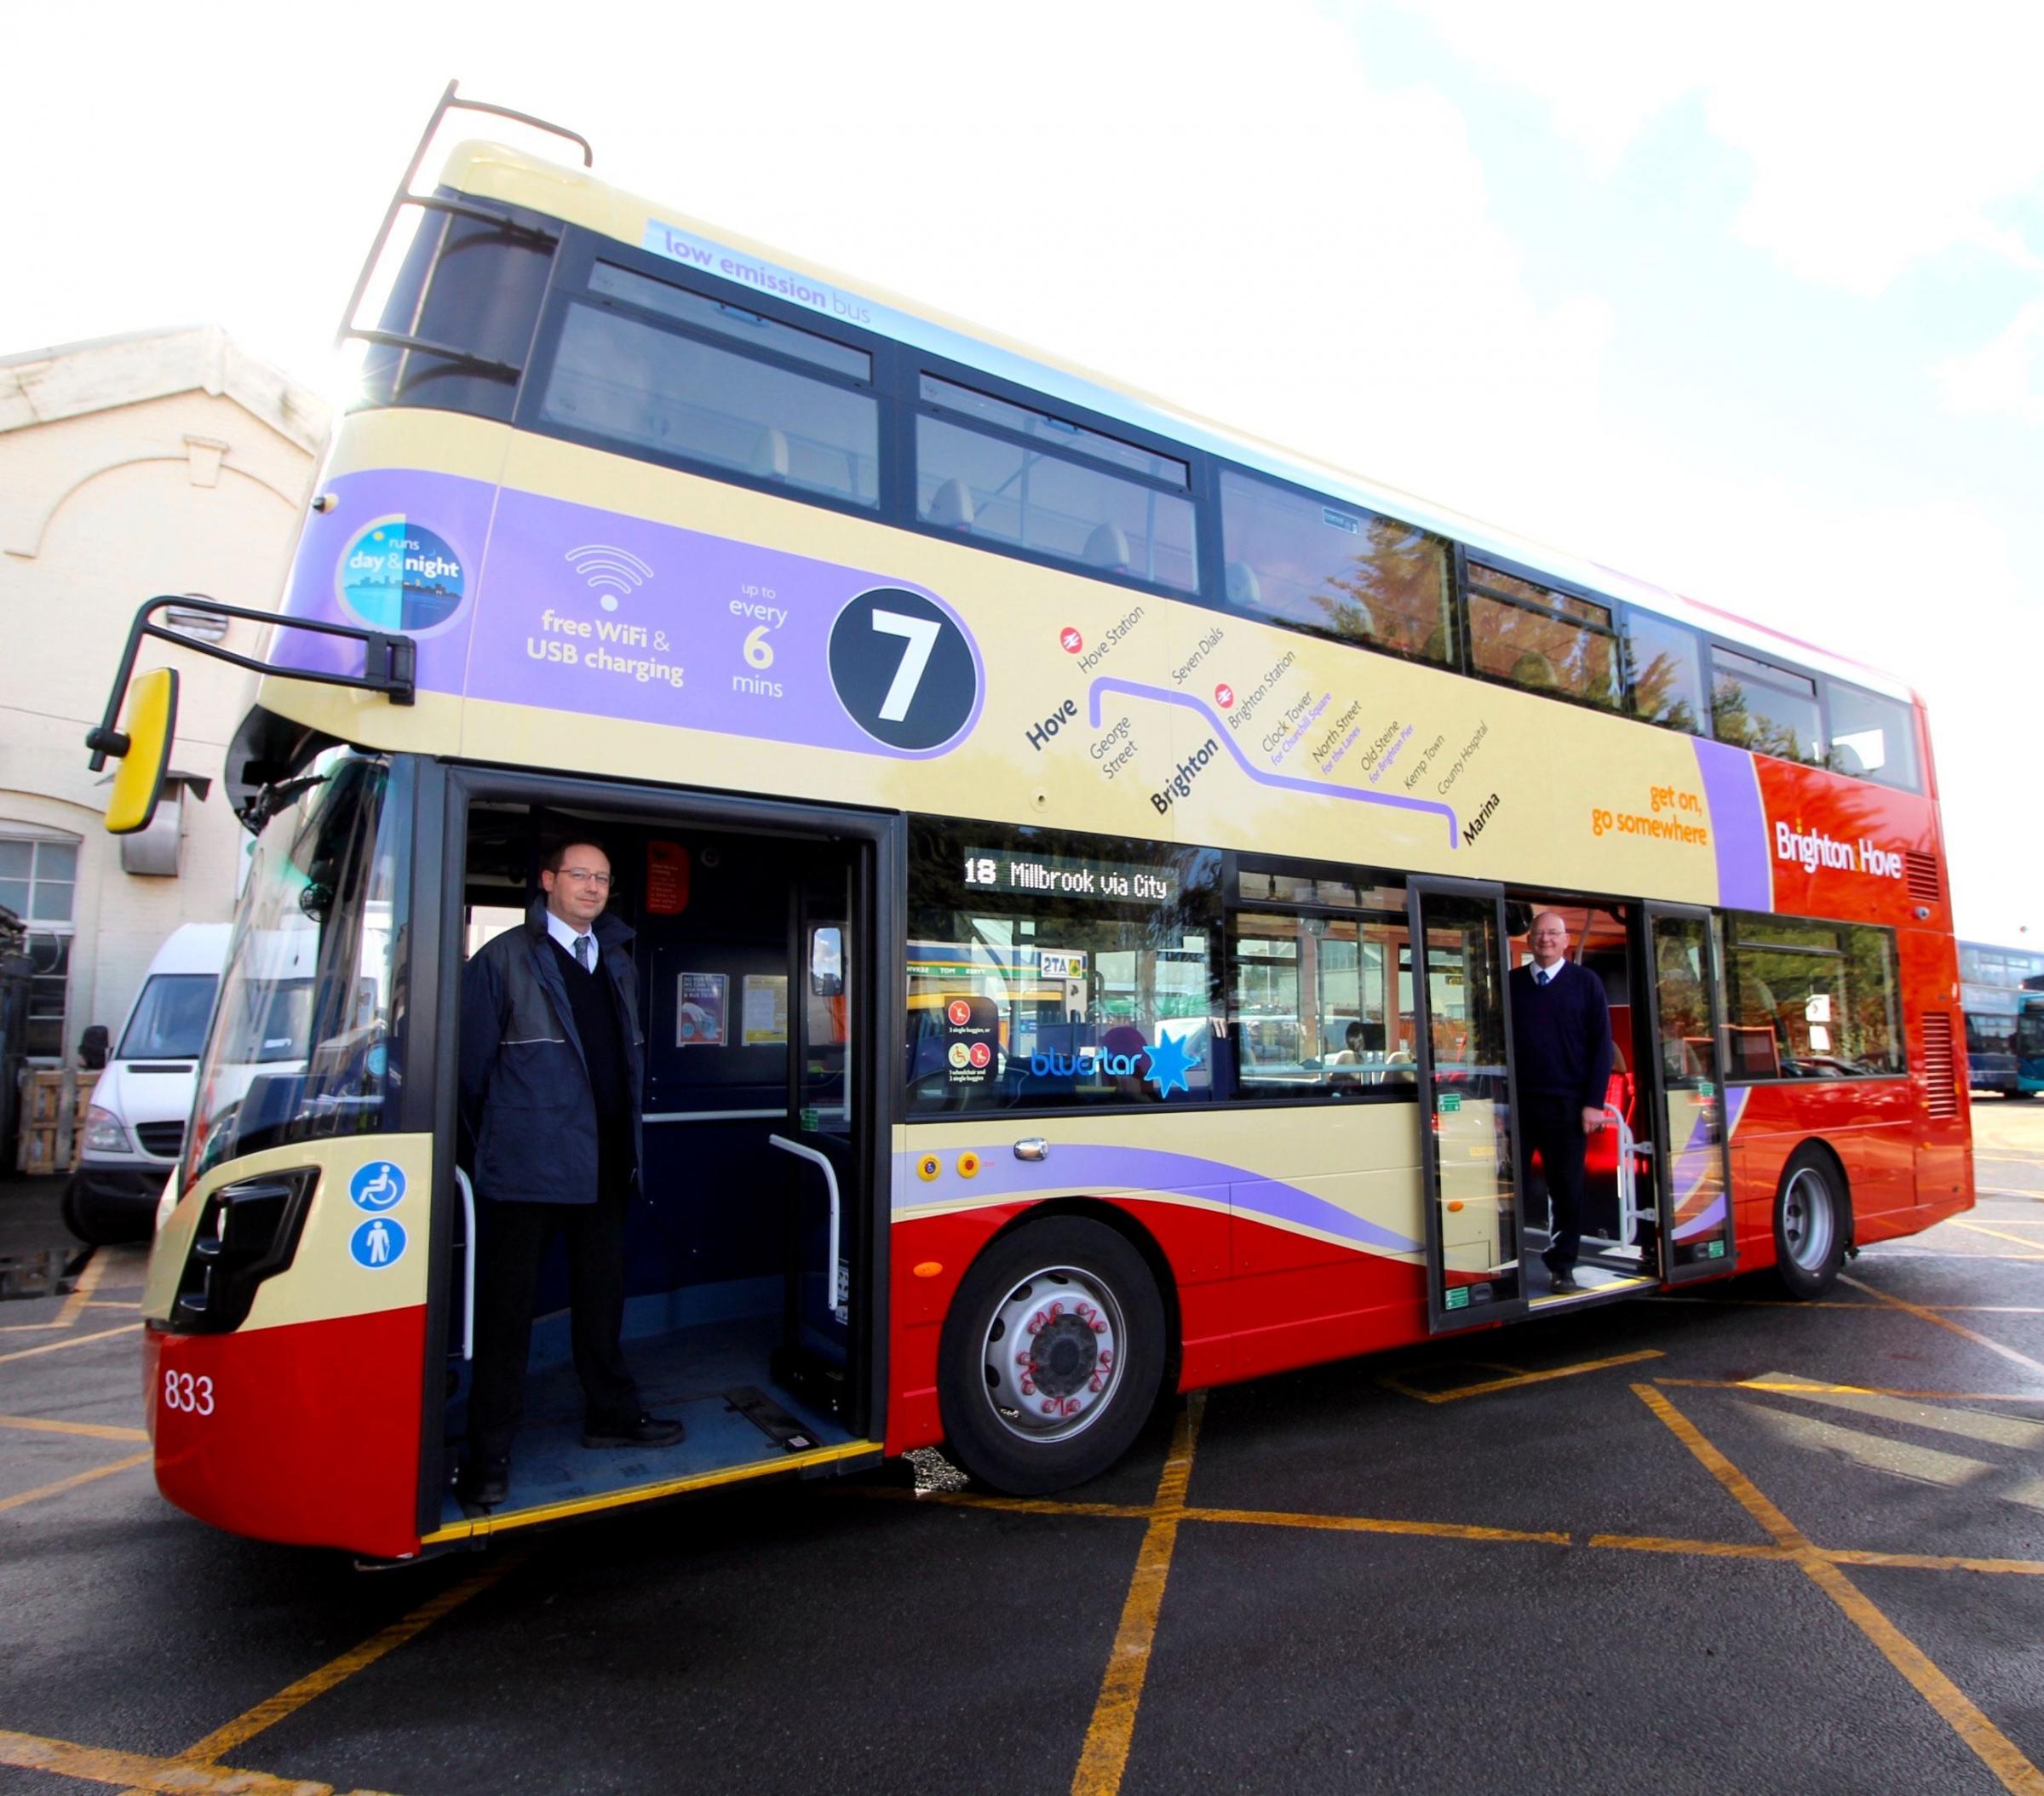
[457,838,682,1508]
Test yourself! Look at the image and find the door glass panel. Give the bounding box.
[801,920,849,1133]
[1651,913,1734,1270]
[1420,892,1519,1317]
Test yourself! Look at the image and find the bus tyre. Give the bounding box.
[1773,1145,1850,1300]
[939,1217,1165,1496]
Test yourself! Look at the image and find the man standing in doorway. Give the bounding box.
[457,839,682,1508]
[1509,910,1613,1294]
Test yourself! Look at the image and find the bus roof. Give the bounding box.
[438,138,1913,706]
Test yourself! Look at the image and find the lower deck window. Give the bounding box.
[906,823,1220,1111]
[1724,914,1903,1079]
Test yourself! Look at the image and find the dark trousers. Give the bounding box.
[468,1173,641,1461]
[1519,1093,1588,1276]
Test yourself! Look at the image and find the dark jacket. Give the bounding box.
[459,898,644,1205]
[1508,959,1614,1111]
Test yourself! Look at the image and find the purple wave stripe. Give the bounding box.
[1691,737,1772,911]
[1087,676,1460,847]
[897,1142,1423,1256]
[1671,1085,1748,1242]
[271,469,985,761]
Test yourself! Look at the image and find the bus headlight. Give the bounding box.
[170,1168,319,1334]
[83,1106,132,1155]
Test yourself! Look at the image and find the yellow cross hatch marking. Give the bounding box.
[1379,1346,1663,1403]
[0,1453,152,1514]
[1071,1394,1203,1796]
[1635,1383,2044,1796]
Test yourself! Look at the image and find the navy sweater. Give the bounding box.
[1509,960,1614,1109]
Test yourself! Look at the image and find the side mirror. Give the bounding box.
[102,667,180,835]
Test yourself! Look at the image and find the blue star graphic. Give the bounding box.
[1142,1031,1197,1099]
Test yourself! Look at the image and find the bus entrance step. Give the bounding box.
[725,1386,818,1453]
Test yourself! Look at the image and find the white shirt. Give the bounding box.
[545,908,599,971]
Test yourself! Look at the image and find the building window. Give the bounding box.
[0,837,78,1058]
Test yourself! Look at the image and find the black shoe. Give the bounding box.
[1549,1271,1581,1294]
[583,1413,685,1450]
[459,1455,509,1506]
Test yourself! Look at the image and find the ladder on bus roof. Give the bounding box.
[336,79,594,382]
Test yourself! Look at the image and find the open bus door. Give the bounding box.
[1408,878,1529,1334]
[421,773,893,1548]
[1639,904,1738,1281]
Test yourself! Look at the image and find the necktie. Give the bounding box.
[576,934,594,972]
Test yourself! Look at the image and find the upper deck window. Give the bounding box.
[1219,471,1455,667]
[591,264,872,382]
[921,376,1187,486]
[1624,610,1708,733]
[916,382,1197,593]
[1466,563,1620,709]
[1710,646,1823,766]
[1827,680,1920,792]
[540,299,879,507]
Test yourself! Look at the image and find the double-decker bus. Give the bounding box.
[1959,941,2044,1097]
[89,89,1972,1560]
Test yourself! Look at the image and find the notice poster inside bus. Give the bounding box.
[676,972,726,1047]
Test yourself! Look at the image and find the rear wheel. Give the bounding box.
[939,1216,1165,1495]
[1773,1145,1849,1299]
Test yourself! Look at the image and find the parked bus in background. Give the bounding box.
[1958,941,2044,1098]
[86,88,1972,1561]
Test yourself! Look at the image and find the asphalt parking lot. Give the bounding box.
[3,1101,2041,1796]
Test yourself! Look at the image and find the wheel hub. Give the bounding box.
[982,1269,1125,1443]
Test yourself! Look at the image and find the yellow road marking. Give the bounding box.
[1189,1506,1570,1546]
[0,1412,148,1442]
[855,1486,1152,1519]
[1659,1378,2044,1403]
[1829,1548,2044,1576]
[1961,1216,2044,1225]
[1587,1531,1789,1560]
[0,1728,392,1794]
[1071,1395,1203,1796]
[1842,1277,2044,1379]
[0,1451,152,1513]
[1635,1384,2044,1795]
[0,1322,142,1365]
[848,1479,2044,1578]
[1380,1346,1663,1403]
[1947,1219,2044,1252]
[171,1551,531,1768]
[52,1250,107,1328]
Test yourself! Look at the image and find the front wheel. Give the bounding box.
[939,1216,1166,1495]
[1773,1145,1850,1299]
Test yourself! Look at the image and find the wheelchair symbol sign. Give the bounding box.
[350,1217,407,1269]
[350,1161,405,1212]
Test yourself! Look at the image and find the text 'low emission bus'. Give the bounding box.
[89,88,1972,1560]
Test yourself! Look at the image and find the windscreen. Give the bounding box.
[181,753,411,1191]
[117,974,218,1060]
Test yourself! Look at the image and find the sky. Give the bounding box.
[6,0,2039,941]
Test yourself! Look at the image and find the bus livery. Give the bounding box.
[89,89,1972,1560]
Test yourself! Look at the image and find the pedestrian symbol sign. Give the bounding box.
[350,1161,406,1212]
[351,1216,407,1269]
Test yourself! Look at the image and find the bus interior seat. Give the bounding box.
[1084,521,1131,573]
[1510,651,1557,690]
[1829,741,1867,777]
[927,478,975,531]
[749,427,790,479]
[1225,560,1262,607]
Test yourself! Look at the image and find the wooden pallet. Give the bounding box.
[14,1068,99,1174]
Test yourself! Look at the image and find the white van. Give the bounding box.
[65,922,231,1244]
